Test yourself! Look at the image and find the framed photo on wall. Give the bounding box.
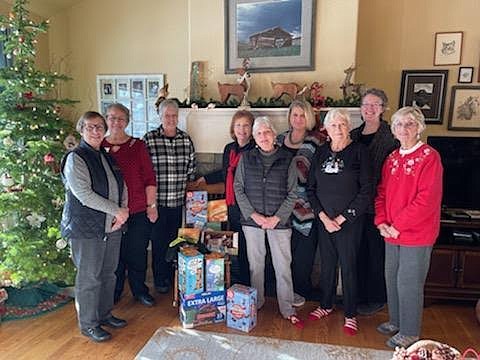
[458,67,473,83]
[224,0,316,73]
[399,70,449,124]
[448,85,480,131]
[434,31,463,66]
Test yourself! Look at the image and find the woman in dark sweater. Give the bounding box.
[351,88,399,315]
[195,110,255,285]
[307,108,373,336]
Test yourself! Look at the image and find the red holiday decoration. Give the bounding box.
[23,92,33,100]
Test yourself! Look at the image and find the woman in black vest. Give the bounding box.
[61,111,129,342]
[234,116,304,329]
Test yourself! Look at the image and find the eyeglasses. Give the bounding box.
[83,124,106,132]
[393,121,417,129]
[107,115,128,122]
[361,103,383,108]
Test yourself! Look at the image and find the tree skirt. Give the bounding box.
[136,327,393,360]
[0,282,72,322]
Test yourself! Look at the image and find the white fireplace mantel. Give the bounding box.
[178,107,362,153]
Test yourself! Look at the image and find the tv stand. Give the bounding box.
[425,215,480,301]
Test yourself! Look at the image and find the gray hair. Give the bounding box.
[106,103,130,124]
[288,99,316,131]
[253,116,277,136]
[76,111,106,133]
[158,99,179,120]
[323,108,352,130]
[361,88,389,108]
[391,106,426,134]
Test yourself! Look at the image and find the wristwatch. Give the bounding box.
[147,203,156,209]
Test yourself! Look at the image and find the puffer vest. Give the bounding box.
[60,140,124,239]
[241,146,293,229]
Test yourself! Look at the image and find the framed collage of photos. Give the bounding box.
[97,74,164,138]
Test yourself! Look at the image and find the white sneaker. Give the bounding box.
[292,293,305,307]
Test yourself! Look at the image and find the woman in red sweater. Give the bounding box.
[102,103,158,307]
[374,106,443,348]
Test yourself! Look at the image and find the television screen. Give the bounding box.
[427,136,480,210]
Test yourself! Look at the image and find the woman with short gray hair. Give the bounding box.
[234,116,305,329]
[375,106,443,348]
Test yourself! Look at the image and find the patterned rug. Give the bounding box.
[136,327,393,360]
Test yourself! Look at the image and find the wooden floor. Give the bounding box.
[1,286,479,360]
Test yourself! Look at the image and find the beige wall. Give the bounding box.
[46,0,359,119]
[356,0,480,137]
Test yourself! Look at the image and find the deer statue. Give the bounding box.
[154,83,170,111]
[271,82,305,101]
[340,65,365,99]
[218,58,251,105]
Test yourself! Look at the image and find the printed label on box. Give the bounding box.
[186,191,208,228]
[178,248,204,296]
[180,290,226,328]
[226,284,257,332]
[203,230,238,256]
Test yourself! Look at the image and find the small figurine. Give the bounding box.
[271,82,304,101]
[217,58,251,105]
[340,65,365,99]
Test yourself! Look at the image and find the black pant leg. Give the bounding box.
[291,223,318,297]
[317,220,338,309]
[151,206,182,287]
[336,216,364,318]
[124,212,151,297]
[228,204,250,286]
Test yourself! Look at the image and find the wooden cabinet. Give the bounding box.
[425,219,480,301]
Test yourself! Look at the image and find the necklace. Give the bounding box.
[288,131,304,145]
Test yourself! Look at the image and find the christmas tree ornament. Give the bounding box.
[1,174,14,187]
[55,239,67,250]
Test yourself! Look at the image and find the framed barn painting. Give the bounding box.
[224,0,316,73]
[399,70,449,124]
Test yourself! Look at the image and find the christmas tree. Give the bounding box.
[0,0,76,287]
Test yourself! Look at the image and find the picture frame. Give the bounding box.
[224,0,316,73]
[434,31,463,66]
[399,70,449,124]
[447,85,480,131]
[100,79,114,99]
[131,79,145,99]
[147,79,160,98]
[458,67,473,83]
[116,79,130,98]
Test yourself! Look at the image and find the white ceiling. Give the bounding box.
[5,0,83,18]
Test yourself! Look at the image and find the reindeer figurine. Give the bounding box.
[154,83,170,112]
[340,65,365,99]
[271,82,304,101]
[218,58,251,105]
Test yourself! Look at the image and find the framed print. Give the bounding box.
[147,79,160,98]
[434,31,463,66]
[458,67,473,83]
[399,70,449,124]
[224,0,316,73]
[100,100,113,115]
[448,86,480,131]
[100,79,114,99]
[116,79,130,98]
[131,79,145,99]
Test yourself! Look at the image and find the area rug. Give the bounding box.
[136,327,393,360]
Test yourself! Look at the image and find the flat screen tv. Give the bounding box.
[427,136,480,210]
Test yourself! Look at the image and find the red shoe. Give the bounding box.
[308,307,333,321]
[343,317,358,336]
[287,314,305,330]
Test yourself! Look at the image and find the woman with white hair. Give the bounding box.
[307,108,373,336]
[234,116,304,329]
[375,106,443,348]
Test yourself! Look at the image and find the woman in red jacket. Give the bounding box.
[374,106,443,348]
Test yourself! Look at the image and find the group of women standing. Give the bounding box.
[61,87,442,348]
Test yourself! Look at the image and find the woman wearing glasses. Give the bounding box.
[61,111,129,342]
[102,103,157,307]
[375,106,442,348]
[351,88,398,316]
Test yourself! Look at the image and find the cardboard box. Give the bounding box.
[178,247,204,296]
[203,230,238,256]
[205,252,225,292]
[226,284,257,332]
[185,191,208,228]
[180,290,226,328]
[208,199,227,222]
[178,227,201,243]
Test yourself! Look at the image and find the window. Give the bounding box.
[96,74,164,137]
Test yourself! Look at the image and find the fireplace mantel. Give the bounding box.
[178,107,361,153]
